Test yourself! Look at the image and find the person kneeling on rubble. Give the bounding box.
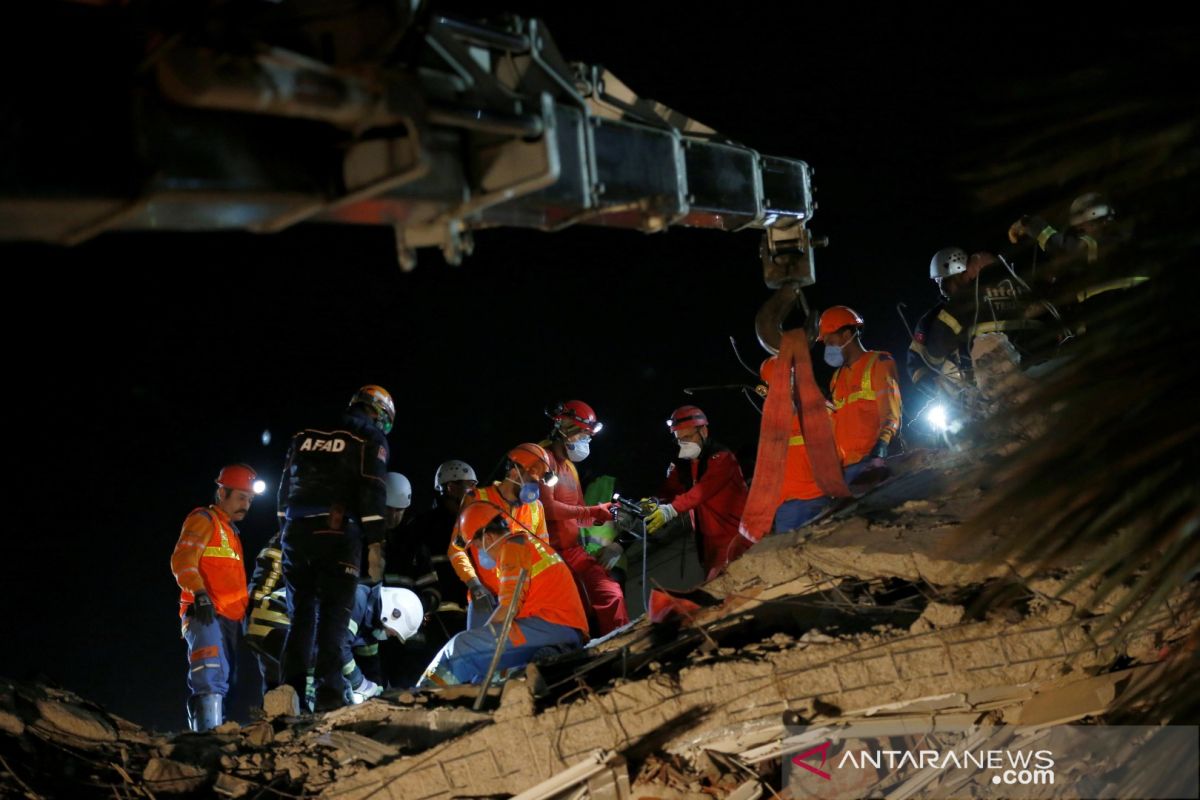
[417,501,588,688]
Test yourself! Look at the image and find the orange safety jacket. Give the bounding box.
[495,532,589,639]
[171,505,248,622]
[829,351,902,466]
[448,483,547,595]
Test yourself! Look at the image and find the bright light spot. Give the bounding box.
[926,404,949,432]
[261,429,272,446]
[593,422,604,435]
[544,472,559,488]
[253,480,267,495]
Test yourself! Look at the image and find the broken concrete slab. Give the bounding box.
[33,697,117,742]
[143,756,209,793]
[317,730,400,766]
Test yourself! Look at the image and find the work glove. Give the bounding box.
[351,676,382,704]
[872,439,889,461]
[586,502,615,523]
[467,579,496,618]
[638,498,658,515]
[597,542,624,570]
[191,591,215,626]
[645,503,678,534]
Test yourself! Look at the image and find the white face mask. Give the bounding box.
[678,441,702,460]
[565,436,591,462]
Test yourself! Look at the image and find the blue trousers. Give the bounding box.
[417,617,582,687]
[281,517,361,701]
[184,614,240,699]
[774,497,829,532]
[465,598,492,630]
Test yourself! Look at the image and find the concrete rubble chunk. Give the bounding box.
[317,730,399,766]
[241,720,273,746]
[910,601,966,633]
[263,685,301,718]
[213,772,255,797]
[143,756,210,793]
[34,697,117,742]
[0,709,24,737]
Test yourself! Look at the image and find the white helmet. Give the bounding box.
[930,246,969,282]
[1069,192,1114,227]
[384,472,412,509]
[434,459,477,491]
[378,587,424,641]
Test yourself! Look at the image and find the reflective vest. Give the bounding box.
[177,507,248,621]
[497,534,589,638]
[830,351,901,466]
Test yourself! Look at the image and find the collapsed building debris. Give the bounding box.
[3,454,1192,799]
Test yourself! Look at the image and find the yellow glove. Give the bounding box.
[645,504,678,534]
[638,498,658,515]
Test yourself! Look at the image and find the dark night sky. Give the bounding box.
[1,4,1188,729]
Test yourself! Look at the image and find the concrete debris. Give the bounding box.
[144,757,209,793]
[262,684,300,718]
[909,601,965,633]
[213,772,256,797]
[33,696,117,742]
[316,730,399,765]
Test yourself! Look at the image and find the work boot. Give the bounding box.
[185,697,197,732]
[193,694,223,732]
[314,683,351,713]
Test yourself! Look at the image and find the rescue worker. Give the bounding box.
[760,357,833,532]
[342,585,425,703]
[645,406,750,578]
[382,472,436,608]
[448,444,555,630]
[403,460,478,641]
[245,531,288,694]
[539,400,626,636]
[380,471,444,685]
[417,501,588,687]
[1008,192,1146,334]
[819,306,902,484]
[277,385,392,711]
[1007,192,1123,265]
[244,563,423,705]
[907,247,998,394]
[170,464,258,731]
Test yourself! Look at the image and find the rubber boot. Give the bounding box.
[185,697,197,732]
[193,693,223,732]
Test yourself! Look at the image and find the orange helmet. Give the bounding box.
[759,356,777,385]
[818,306,864,338]
[216,464,257,493]
[349,385,395,434]
[667,405,709,433]
[549,400,603,436]
[507,443,558,486]
[457,501,510,540]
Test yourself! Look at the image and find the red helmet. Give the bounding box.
[349,385,395,434]
[667,405,709,433]
[549,400,603,435]
[818,306,864,338]
[507,443,558,485]
[215,464,257,493]
[457,501,510,540]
